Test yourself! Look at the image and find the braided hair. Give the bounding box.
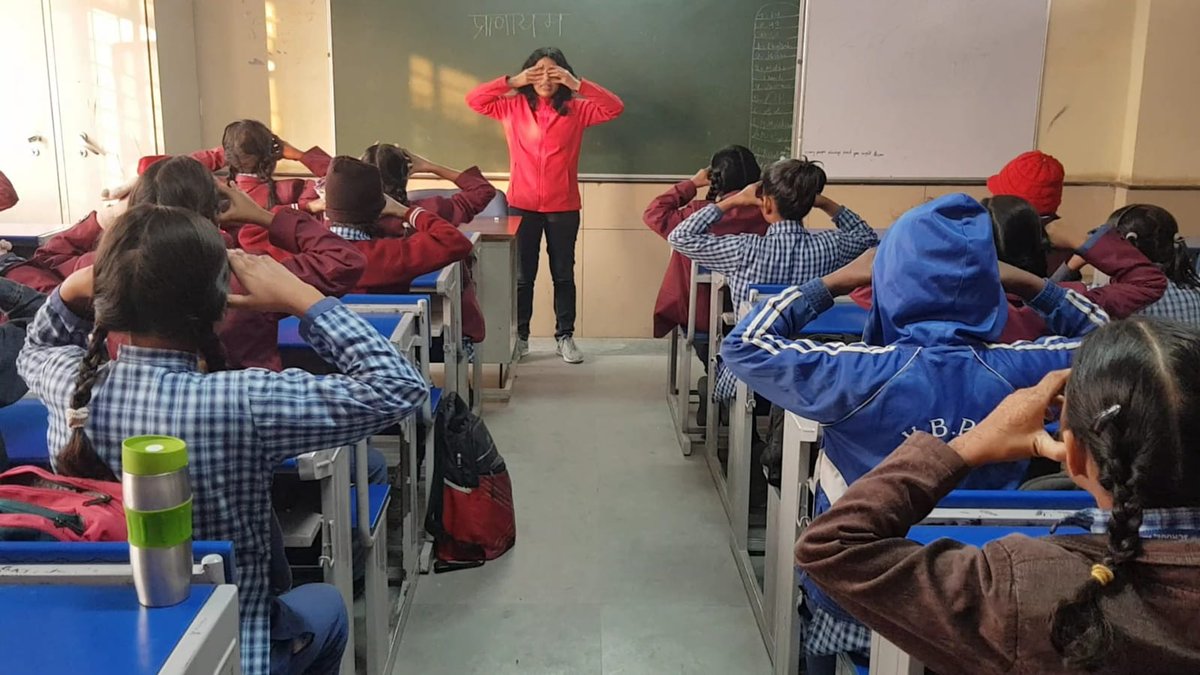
[1108,204,1200,289]
[706,145,761,202]
[760,158,827,221]
[517,47,575,116]
[361,143,412,205]
[1049,318,1200,670]
[221,119,281,209]
[55,205,231,481]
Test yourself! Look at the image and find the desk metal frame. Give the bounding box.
[666,261,711,456]
[411,257,475,413]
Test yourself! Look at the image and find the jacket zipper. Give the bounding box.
[0,499,87,535]
[3,473,114,507]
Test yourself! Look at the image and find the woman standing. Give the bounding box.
[467,47,624,364]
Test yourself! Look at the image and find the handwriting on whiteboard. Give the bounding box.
[807,149,886,158]
[470,13,568,39]
[750,3,801,164]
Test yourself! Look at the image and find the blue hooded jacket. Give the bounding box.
[722,193,1108,625]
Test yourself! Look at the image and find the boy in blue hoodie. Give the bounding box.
[722,193,1108,671]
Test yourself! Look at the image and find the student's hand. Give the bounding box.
[690,167,711,188]
[1044,220,1090,251]
[59,266,96,315]
[306,198,326,214]
[381,195,410,219]
[402,150,434,175]
[507,65,544,89]
[276,138,305,162]
[546,66,581,92]
[719,182,762,211]
[950,370,1070,467]
[822,248,876,296]
[997,261,1046,300]
[813,194,841,216]
[101,177,136,201]
[226,250,324,316]
[0,240,11,254]
[216,181,273,227]
[96,199,127,230]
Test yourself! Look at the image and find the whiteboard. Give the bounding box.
[796,0,1050,180]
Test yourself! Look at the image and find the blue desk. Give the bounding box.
[748,284,869,336]
[278,313,409,350]
[0,583,241,674]
[0,397,51,467]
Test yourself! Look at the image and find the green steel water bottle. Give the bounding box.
[123,436,193,607]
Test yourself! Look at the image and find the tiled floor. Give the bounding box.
[395,339,771,674]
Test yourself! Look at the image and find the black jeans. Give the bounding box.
[513,209,581,340]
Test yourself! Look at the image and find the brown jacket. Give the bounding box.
[795,432,1200,675]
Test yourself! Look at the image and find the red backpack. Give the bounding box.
[0,465,126,542]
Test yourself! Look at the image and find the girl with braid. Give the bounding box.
[17,204,427,675]
[1107,204,1200,327]
[794,319,1200,674]
[642,145,768,341]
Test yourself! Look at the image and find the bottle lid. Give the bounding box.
[122,436,188,476]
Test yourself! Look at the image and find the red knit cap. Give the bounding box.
[987,151,1064,217]
[324,156,386,225]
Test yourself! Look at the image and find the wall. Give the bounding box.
[173,0,1200,337]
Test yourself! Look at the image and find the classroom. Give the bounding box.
[0,0,1198,674]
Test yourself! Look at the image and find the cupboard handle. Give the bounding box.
[78,132,105,158]
[27,135,44,157]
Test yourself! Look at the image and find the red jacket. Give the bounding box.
[850,228,1167,342]
[301,165,497,226]
[466,76,623,212]
[0,171,17,212]
[643,181,769,338]
[347,206,473,291]
[142,145,333,212]
[3,211,106,292]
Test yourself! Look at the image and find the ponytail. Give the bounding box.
[707,145,762,201]
[195,326,228,373]
[55,327,117,482]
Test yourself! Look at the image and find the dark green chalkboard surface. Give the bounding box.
[330,0,799,176]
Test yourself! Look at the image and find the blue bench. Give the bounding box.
[0,398,51,467]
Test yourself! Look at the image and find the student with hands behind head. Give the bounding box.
[796,317,1200,674]
[18,204,427,675]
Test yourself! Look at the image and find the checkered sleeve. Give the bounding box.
[17,290,91,409]
[244,298,429,462]
[666,203,751,274]
[829,206,879,265]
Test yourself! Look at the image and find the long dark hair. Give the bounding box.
[983,195,1049,278]
[361,143,411,205]
[760,158,826,221]
[129,156,221,222]
[518,47,575,116]
[56,205,231,481]
[1108,204,1199,289]
[1049,318,1200,670]
[707,145,761,202]
[222,119,281,209]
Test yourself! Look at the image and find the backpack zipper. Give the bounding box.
[4,473,114,507]
[0,499,86,535]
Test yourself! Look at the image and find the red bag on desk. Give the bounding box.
[0,465,126,541]
[425,393,515,563]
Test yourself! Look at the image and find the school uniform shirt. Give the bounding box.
[1136,280,1200,327]
[642,180,769,338]
[18,291,428,675]
[795,432,1200,675]
[669,203,878,400]
[0,170,16,211]
[1001,226,1166,341]
[0,278,44,406]
[722,194,1107,638]
[466,76,624,212]
[331,205,474,290]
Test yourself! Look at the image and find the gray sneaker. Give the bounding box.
[516,338,530,360]
[556,336,584,364]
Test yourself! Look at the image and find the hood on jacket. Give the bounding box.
[865,193,1006,346]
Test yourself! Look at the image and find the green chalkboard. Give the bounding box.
[330,0,800,176]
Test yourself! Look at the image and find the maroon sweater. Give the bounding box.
[797,433,1200,675]
[642,180,768,338]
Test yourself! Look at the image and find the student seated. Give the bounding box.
[668,158,878,403]
[357,144,497,225]
[796,320,1200,674]
[0,202,124,293]
[987,150,1072,273]
[985,195,1166,341]
[18,204,427,674]
[1104,204,1200,326]
[721,193,1107,672]
[0,277,44,407]
[320,156,474,293]
[643,144,768,343]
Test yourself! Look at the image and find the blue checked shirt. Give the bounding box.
[18,292,428,675]
[1136,281,1200,327]
[668,203,879,400]
[1057,506,1200,539]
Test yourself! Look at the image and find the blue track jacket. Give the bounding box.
[722,193,1108,622]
